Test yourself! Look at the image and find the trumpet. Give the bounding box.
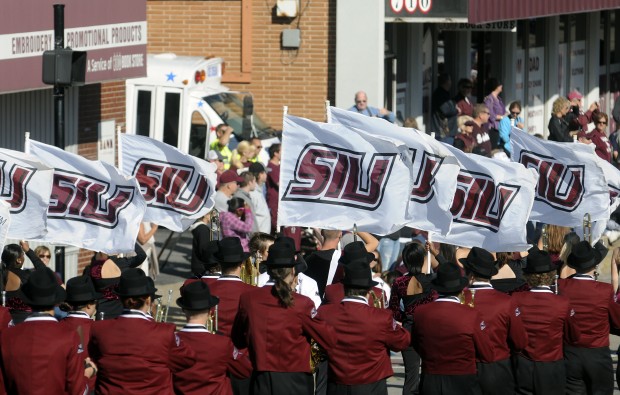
[206,305,218,334]
[240,255,260,286]
[210,209,221,241]
[154,289,174,322]
[459,289,475,307]
[583,213,592,245]
[541,225,549,251]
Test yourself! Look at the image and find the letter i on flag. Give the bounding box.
[119,133,218,232]
[26,139,146,254]
[279,114,413,235]
[0,148,53,239]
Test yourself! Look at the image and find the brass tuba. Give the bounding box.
[240,255,260,286]
[459,289,475,307]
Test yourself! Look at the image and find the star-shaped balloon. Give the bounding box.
[166,72,176,82]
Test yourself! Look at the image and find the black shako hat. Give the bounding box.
[65,276,103,304]
[339,241,374,266]
[523,246,555,274]
[176,281,220,311]
[114,268,158,298]
[264,237,297,268]
[431,262,469,293]
[342,261,379,289]
[21,267,66,307]
[213,237,251,264]
[459,247,498,279]
[567,241,598,271]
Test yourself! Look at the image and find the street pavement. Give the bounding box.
[152,228,620,394]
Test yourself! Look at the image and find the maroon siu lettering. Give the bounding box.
[0,160,36,214]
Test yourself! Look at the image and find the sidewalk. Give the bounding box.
[152,228,620,394]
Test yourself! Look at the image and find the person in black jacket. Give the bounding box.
[83,243,146,320]
[548,97,572,142]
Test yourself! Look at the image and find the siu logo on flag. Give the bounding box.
[49,170,136,228]
[0,160,35,214]
[282,143,396,210]
[519,151,584,212]
[409,149,444,203]
[450,171,520,232]
[132,159,212,215]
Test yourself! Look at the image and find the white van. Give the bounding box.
[125,53,277,159]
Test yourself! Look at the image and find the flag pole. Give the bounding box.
[24,132,30,154]
[116,125,123,171]
[426,232,432,274]
[277,106,288,235]
[325,100,331,123]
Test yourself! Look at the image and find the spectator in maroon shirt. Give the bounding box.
[454,116,477,153]
[266,144,281,234]
[589,112,612,162]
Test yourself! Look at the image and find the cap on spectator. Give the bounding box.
[568,90,583,101]
[249,162,266,174]
[464,120,476,127]
[219,169,243,185]
[207,150,224,161]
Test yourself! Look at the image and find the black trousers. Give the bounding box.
[420,373,482,395]
[327,379,387,395]
[251,371,314,395]
[476,358,515,395]
[564,345,613,395]
[514,356,565,395]
[315,360,328,395]
[231,374,251,395]
[402,346,421,395]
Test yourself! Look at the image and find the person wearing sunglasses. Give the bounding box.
[589,112,612,162]
[498,101,525,155]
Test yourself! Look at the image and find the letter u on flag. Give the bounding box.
[432,143,538,251]
[328,106,459,236]
[119,134,217,232]
[510,127,609,227]
[280,114,413,235]
[27,139,146,254]
[0,148,53,239]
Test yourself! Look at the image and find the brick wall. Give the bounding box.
[147,0,336,129]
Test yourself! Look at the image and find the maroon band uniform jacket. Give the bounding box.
[183,274,220,288]
[323,283,385,306]
[60,311,96,390]
[317,296,410,385]
[412,296,495,375]
[89,309,195,395]
[1,315,88,395]
[208,275,255,337]
[231,285,336,372]
[463,283,528,361]
[558,275,620,348]
[173,324,252,395]
[511,286,580,361]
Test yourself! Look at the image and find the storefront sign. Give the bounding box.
[0,0,146,93]
[385,0,468,22]
[437,21,516,32]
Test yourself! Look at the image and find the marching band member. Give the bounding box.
[89,268,195,394]
[512,247,580,395]
[185,239,222,287]
[316,247,410,394]
[231,237,336,395]
[209,237,256,395]
[83,243,146,319]
[173,281,252,395]
[460,247,528,395]
[557,241,620,395]
[412,262,494,395]
[1,268,95,395]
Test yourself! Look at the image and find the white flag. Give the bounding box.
[432,143,538,251]
[0,148,53,239]
[280,114,413,235]
[120,134,217,232]
[27,140,146,254]
[0,201,11,255]
[511,127,609,226]
[328,106,459,235]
